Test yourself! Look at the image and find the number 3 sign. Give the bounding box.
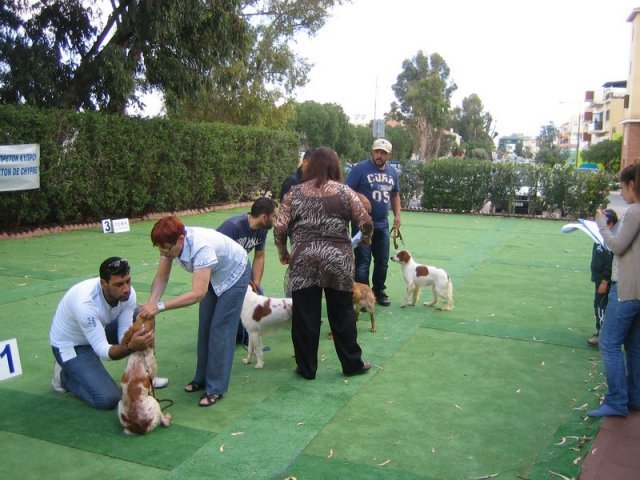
[0,338,23,381]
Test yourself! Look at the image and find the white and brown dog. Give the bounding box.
[391,250,454,311]
[117,315,171,435]
[241,282,293,369]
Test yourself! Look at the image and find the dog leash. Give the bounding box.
[390,226,406,250]
[142,355,174,411]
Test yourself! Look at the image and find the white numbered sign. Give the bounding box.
[101,219,113,233]
[101,218,130,234]
[0,338,23,381]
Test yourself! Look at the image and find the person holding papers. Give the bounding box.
[588,165,640,417]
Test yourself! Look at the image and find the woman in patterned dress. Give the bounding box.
[274,147,374,379]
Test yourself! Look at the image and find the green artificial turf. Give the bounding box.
[0,210,605,479]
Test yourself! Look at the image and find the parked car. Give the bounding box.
[514,186,530,214]
[514,186,542,215]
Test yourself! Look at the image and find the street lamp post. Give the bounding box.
[575,113,581,166]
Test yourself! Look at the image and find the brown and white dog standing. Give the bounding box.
[241,284,293,369]
[391,250,454,311]
[117,315,171,435]
[352,282,377,332]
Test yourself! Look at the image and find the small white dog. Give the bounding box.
[391,250,454,311]
[241,283,293,369]
[118,315,171,435]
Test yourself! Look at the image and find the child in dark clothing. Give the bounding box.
[587,209,618,346]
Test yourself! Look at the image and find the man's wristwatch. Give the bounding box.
[156,300,166,312]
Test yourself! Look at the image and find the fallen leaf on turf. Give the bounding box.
[376,459,391,466]
[516,388,521,394]
[540,361,545,367]
[547,470,572,480]
[231,432,244,436]
[591,448,598,455]
[431,447,436,453]
[572,403,588,411]
[468,474,498,479]
[296,422,305,426]
[555,437,566,446]
[284,477,297,480]
[219,444,225,453]
[487,313,495,317]
[572,456,582,465]
[454,404,463,410]
[327,448,333,459]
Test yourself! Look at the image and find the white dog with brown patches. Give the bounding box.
[241,284,293,368]
[118,315,171,435]
[391,250,454,311]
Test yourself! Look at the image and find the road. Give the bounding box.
[607,190,628,217]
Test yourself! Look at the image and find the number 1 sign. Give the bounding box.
[0,338,23,381]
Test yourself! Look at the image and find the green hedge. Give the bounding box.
[418,158,613,218]
[0,106,299,230]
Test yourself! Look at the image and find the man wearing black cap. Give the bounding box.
[345,138,401,306]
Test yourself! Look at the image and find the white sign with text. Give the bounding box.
[101,218,130,234]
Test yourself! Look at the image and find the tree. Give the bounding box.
[390,51,457,161]
[0,0,248,114]
[292,101,355,158]
[451,93,495,157]
[384,125,414,161]
[0,0,343,121]
[169,0,345,126]
[535,122,566,166]
[581,137,622,172]
[514,140,523,157]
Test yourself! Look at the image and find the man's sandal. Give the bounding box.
[184,381,203,393]
[199,393,222,407]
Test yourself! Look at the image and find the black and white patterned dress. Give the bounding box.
[274,180,373,293]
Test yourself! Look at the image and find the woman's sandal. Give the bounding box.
[184,381,203,393]
[199,393,223,407]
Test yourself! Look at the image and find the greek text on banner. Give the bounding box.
[0,144,40,192]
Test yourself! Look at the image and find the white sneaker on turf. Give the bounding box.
[153,377,169,389]
[51,361,67,393]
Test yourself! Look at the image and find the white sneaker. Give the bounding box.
[51,362,67,393]
[153,377,169,389]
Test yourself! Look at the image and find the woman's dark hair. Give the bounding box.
[301,147,342,187]
[619,163,640,198]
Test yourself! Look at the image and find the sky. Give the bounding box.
[291,0,639,138]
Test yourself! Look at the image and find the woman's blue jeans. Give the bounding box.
[354,226,390,296]
[599,283,640,413]
[193,262,251,395]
